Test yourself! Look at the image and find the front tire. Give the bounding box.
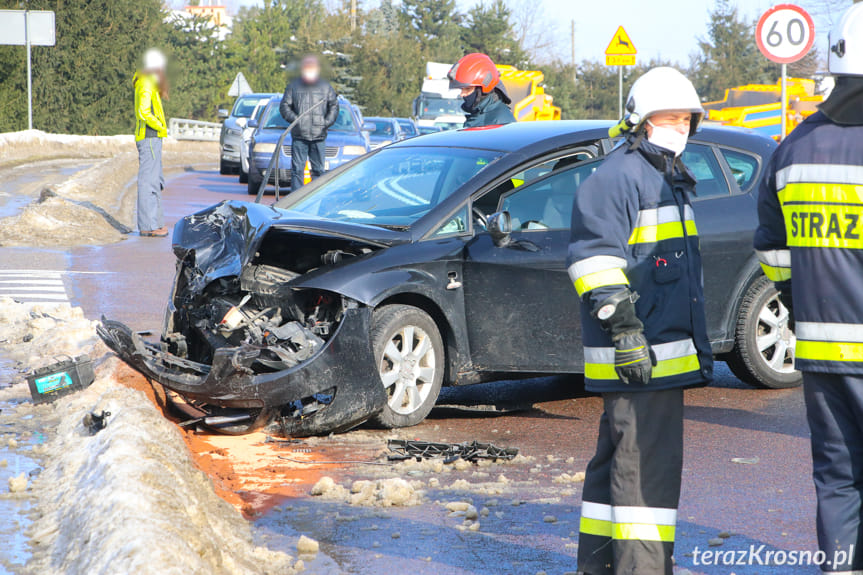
[370,305,444,428]
[220,159,232,175]
[727,275,802,389]
[239,170,248,184]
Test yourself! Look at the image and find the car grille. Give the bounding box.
[282,145,340,158]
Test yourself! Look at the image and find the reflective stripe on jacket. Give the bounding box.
[755,111,863,373]
[567,139,714,393]
[134,72,167,142]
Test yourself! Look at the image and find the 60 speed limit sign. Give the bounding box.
[756,4,815,64]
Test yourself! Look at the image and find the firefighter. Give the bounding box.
[568,67,713,575]
[447,53,515,127]
[755,5,863,572]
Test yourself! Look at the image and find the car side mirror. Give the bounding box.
[218,109,229,119]
[236,117,248,128]
[247,119,259,129]
[487,211,512,247]
[362,121,375,132]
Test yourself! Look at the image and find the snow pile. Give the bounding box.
[25,371,296,575]
[310,476,424,507]
[0,130,133,168]
[0,299,99,368]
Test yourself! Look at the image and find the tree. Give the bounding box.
[690,0,775,101]
[399,0,463,62]
[460,0,527,66]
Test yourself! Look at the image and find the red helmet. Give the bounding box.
[448,53,500,94]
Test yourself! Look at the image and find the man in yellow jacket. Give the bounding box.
[134,49,168,237]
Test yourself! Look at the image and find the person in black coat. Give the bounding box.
[279,55,339,190]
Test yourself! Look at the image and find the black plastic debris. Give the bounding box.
[387,439,519,464]
[83,411,111,435]
[26,355,95,404]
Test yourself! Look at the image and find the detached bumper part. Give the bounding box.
[98,307,386,436]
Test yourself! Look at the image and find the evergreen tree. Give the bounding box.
[460,0,527,66]
[399,0,463,62]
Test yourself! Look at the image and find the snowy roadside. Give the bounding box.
[0,299,311,575]
[0,130,218,248]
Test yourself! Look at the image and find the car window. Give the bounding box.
[682,143,729,199]
[262,102,357,132]
[278,147,500,228]
[499,160,601,231]
[398,120,417,137]
[474,149,598,216]
[371,121,395,136]
[232,96,266,118]
[720,148,760,192]
[433,204,469,236]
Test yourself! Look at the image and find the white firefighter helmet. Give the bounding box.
[143,48,167,72]
[829,3,863,76]
[625,67,704,136]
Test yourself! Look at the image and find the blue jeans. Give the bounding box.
[136,137,164,232]
[291,139,325,190]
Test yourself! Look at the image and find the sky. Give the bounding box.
[226,0,847,66]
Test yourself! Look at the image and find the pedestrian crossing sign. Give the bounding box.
[605,26,637,66]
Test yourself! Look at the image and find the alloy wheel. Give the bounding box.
[378,324,437,415]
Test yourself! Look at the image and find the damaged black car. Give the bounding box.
[100,121,790,436]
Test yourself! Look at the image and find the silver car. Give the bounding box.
[219,93,279,175]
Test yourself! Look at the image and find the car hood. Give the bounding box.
[172,200,406,297]
[253,129,366,148]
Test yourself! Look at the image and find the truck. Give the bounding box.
[412,61,562,130]
[702,78,823,140]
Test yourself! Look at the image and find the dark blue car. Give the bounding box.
[246,95,371,194]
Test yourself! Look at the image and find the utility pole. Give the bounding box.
[25,7,32,130]
[571,20,576,80]
[350,0,357,32]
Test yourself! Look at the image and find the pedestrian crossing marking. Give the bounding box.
[0,269,71,305]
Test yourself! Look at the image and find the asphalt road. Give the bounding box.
[1,166,820,574]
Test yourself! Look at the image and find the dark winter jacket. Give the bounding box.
[462,91,515,128]
[279,77,339,142]
[755,111,863,374]
[567,138,714,393]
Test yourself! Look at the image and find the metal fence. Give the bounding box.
[168,118,221,141]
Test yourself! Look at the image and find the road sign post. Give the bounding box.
[0,10,55,130]
[605,26,637,119]
[755,4,815,140]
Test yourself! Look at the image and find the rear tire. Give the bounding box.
[370,305,444,428]
[727,275,802,389]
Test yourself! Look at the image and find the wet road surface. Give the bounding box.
[0,166,820,574]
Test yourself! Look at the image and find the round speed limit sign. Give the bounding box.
[756,4,815,64]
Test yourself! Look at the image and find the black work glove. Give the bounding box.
[613,331,656,385]
[776,281,794,332]
[593,289,656,385]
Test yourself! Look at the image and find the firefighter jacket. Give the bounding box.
[133,72,167,142]
[567,138,714,393]
[755,111,863,374]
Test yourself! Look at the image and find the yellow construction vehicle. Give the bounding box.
[702,78,822,140]
[497,65,562,122]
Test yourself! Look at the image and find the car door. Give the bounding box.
[683,141,762,343]
[461,154,603,372]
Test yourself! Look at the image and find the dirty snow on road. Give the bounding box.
[0,298,311,575]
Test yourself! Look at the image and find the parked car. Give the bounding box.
[365,117,405,149]
[246,96,371,195]
[417,125,444,136]
[219,93,279,175]
[396,117,419,139]
[239,97,277,184]
[100,121,789,438]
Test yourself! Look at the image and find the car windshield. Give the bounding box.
[398,120,417,136]
[232,96,267,118]
[262,103,357,132]
[417,96,464,118]
[370,120,395,136]
[275,146,501,228]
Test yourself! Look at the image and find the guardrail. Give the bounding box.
[168,118,221,141]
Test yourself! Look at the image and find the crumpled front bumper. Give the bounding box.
[98,307,387,435]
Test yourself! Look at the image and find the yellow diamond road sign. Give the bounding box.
[605,26,636,66]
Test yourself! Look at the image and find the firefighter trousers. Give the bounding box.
[577,388,683,575]
[804,372,863,573]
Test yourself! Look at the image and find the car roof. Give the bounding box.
[366,116,397,122]
[389,120,777,156]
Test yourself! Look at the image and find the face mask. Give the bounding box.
[462,88,481,113]
[646,120,688,156]
[301,69,319,83]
